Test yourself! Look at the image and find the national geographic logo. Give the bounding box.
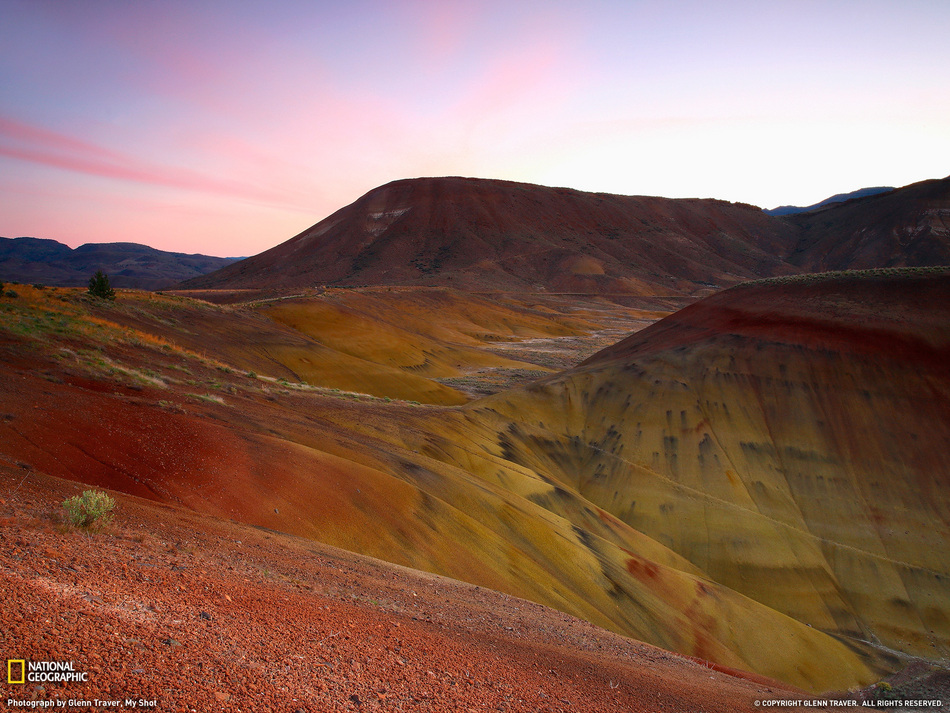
[8,660,25,685]
[7,660,89,684]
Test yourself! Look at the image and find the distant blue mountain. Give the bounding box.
[765,186,895,216]
[0,237,242,290]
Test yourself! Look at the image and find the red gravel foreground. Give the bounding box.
[0,467,818,712]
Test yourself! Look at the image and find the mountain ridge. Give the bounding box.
[765,186,895,216]
[0,236,240,290]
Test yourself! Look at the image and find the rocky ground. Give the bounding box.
[434,307,664,397]
[1,466,818,713]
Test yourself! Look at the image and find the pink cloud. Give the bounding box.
[0,116,310,211]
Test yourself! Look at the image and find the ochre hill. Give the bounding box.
[406,267,950,689]
[179,176,801,295]
[57,287,625,405]
[258,288,592,381]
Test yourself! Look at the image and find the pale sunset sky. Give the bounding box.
[2,0,949,257]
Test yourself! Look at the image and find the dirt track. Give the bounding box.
[0,468,816,712]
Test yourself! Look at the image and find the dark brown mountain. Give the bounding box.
[0,237,241,290]
[784,175,950,271]
[180,177,801,295]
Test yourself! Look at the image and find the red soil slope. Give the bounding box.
[1,469,815,712]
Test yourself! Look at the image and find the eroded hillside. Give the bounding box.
[1,272,948,693]
[403,268,950,688]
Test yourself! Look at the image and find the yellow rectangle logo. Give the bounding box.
[8,659,25,684]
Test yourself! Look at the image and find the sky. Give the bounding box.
[2,0,949,258]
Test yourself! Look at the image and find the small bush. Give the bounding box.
[5,290,18,298]
[873,681,901,701]
[63,489,116,531]
[87,270,116,300]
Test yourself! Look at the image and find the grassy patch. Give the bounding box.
[188,392,226,405]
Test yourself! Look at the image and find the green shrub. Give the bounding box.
[63,489,116,531]
[87,270,116,300]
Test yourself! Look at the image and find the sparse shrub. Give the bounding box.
[5,290,18,298]
[871,681,902,702]
[158,400,185,414]
[62,489,116,531]
[87,270,116,300]
[188,392,226,404]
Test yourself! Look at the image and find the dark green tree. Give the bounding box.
[88,270,116,300]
